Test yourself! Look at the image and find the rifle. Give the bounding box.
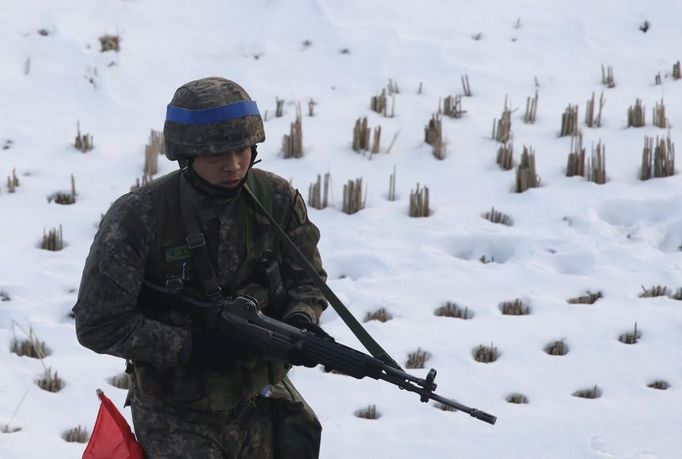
[144,282,497,425]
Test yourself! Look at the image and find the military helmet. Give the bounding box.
[163,77,265,161]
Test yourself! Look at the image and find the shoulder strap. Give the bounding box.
[243,185,402,371]
[178,174,222,301]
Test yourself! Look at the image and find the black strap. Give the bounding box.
[243,185,403,371]
[178,174,222,301]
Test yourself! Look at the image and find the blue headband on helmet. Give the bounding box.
[166,100,260,125]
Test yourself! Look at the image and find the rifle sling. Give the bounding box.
[243,185,402,371]
[179,174,222,301]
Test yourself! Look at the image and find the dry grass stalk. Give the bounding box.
[496,142,513,170]
[673,61,681,80]
[473,343,498,363]
[342,178,365,215]
[492,100,512,143]
[435,302,473,319]
[371,89,395,117]
[560,104,579,137]
[49,174,77,204]
[308,99,316,117]
[601,64,615,88]
[639,284,668,297]
[99,34,120,52]
[63,425,89,443]
[506,394,529,404]
[352,117,371,152]
[619,322,641,344]
[417,82,423,94]
[0,291,10,301]
[567,291,603,304]
[74,122,93,152]
[588,141,607,184]
[371,125,382,154]
[641,136,675,180]
[308,173,331,210]
[424,113,442,146]
[10,337,49,360]
[36,368,64,392]
[672,288,682,300]
[573,385,601,399]
[144,130,164,176]
[363,307,392,323]
[387,78,400,95]
[432,139,446,160]
[524,91,538,124]
[10,326,50,359]
[355,404,380,419]
[41,225,64,251]
[7,168,19,193]
[500,299,530,315]
[443,95,465,118]
[282,105,303,158]
[385,129,400,155]
[479,255,495,264]
[130,174,151,191]
[109,373,131,390]
[628,99,646,127]
[640,136,654,180]
[655,72,662,85]
[647,380,670,390]
[275,97,284,117]
[585,92,605,128]
[409,183,430,217]
[566,133,585,178]
[515,146,539,193]
[388,166,397,201]
[406,348,430,369]
[483,207,513,226]
[1,388,28,434]
[461,75,472,96]
[544,340,569,356]
[2,139,13,150]
[652,99,667,128]
[1,425,21,433]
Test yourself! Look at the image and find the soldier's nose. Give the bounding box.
[221,153,240,172]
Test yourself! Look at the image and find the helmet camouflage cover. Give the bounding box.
[163,77,265,161]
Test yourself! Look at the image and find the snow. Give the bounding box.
[1,0,681,457]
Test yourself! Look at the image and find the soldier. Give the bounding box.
[73,77,328,458]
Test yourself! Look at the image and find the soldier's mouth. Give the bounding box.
[222,178,242,188]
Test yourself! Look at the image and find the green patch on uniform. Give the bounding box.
[164,244,191,263]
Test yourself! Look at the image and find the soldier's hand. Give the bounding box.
[285,313,334,341]
[284,313,333,368]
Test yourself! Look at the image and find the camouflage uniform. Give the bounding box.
[73,77,326,458]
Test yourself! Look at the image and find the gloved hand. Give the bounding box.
[181,329,254,370]
[284,313,333,368]
[285,313,334,341]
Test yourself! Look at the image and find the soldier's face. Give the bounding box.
[192,147,252,188]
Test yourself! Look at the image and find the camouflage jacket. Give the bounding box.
[73,167,327,374]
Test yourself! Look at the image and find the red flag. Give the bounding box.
[82,389,144,459]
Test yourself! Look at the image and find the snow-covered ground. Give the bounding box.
[1,0,681,457]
